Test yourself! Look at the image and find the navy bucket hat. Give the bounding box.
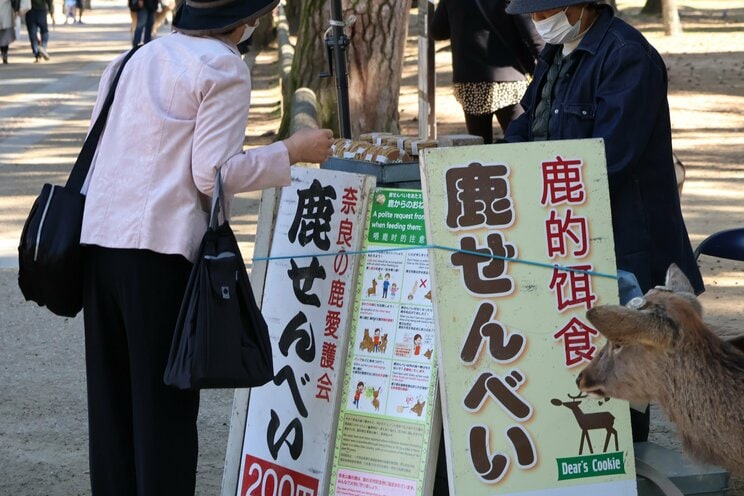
[505,0,591,14]
[173,0,279,36]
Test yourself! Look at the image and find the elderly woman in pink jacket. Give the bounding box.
[79,0,332,493]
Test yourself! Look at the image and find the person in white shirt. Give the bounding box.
[79,0,332,493]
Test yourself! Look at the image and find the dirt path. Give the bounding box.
[0,1,742,495]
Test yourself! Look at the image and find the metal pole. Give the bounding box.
[418,0,437,139]
[329,0,352,138]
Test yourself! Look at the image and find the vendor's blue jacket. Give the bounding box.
[505,5,703,294]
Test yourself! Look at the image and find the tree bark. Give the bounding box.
[278,0,334,137]
[344,0,410,136]
[251,11,276,51]
[285,0,302,33]
[278,0,410,138]
[641,0,661,15]
[662,0,682,36]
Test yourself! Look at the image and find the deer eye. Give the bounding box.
[611,344,624,355]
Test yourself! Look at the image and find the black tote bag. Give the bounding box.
[164,172,274,390]
[17,46,141,318]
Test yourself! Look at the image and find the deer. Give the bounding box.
[576,263,744,475]
[367,278,377,297]
[551,393,618,455]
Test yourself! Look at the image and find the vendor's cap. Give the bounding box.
[173,0,278,35]
[505,0,591,15]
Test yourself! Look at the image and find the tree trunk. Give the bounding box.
[345,0,410,136]
[251,11,277,51]
[662,0,682,36]
[277,1,335,137]
[285,0,302,33]
[278,0,409,138]
[641,0,661,15]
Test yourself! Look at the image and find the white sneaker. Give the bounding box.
[38,47,50,60]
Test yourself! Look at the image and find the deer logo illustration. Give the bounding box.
[550,393,618,455]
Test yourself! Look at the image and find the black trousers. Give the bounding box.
[83,246,200,496]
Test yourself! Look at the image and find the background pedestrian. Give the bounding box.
[25,0,51,61]
[130,0,157,46]
[0,0,17,63]
[431,0,544,143]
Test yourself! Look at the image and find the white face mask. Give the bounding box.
[238,20,259,44]
[532,7,584,45]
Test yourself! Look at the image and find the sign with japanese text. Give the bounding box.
[328,189,440,496]
[420,139,637,495]
[237,167,375,496]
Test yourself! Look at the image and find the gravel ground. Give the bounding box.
[0,1,742,495]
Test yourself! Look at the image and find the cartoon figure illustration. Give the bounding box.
[373,328,381,352]
[371,387,382,411]
[413,334,422,356]
[359,328,374,353]
[390,283,398,298]
[382,273,391,298]
[353,381,364,408]
[424,348,433,360]
[367,278,378,297]
[425,290,431,300]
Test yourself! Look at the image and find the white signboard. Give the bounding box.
[236,167,375,496]
[420,140,637,495]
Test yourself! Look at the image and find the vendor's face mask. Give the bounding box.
[532,6,584,45]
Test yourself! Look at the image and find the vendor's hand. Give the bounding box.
[283,128,334,165]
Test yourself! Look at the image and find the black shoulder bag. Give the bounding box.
[163,172,274,390]
[17,46,140,318]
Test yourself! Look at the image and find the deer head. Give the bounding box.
[577,264,704,404]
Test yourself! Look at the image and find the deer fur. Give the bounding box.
[577,264,744,474]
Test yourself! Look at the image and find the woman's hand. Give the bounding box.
[283,128,334,165]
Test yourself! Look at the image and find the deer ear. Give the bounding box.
[586,305,667,347]
[665,263,694,294]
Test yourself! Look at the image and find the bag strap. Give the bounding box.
[473,0,531,77]
[209,170,229,229]
[66,45,142,192]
